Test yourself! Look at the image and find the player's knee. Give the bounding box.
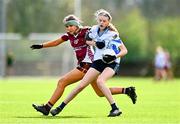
[96,92,104,97]
[57,77,67,88]
[96,78,104,90]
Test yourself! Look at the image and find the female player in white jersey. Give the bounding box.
[50,9,137,117]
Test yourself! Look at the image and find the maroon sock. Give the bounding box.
[45,101,53,111]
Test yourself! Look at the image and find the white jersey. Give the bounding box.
[155,51,166,68]
[89,25,123,63]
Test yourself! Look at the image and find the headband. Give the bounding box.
[64,20,82,27]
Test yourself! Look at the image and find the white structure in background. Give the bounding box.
[74,0,81,19]
[28,33,60,41]
[28,33,76,75]
[0,35,77,77]
[0,0,7,77]
[0,33,22,77]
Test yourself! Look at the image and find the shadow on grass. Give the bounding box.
[14,115,92,119]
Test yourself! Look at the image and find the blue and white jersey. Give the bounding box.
[89,25,122,63]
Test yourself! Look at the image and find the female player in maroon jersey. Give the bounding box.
[30,14,136,116]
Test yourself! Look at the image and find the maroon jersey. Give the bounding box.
[61,27,94,64]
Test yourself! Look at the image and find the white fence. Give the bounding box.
[0,33,76,77]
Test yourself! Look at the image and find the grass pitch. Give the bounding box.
[0,77,180,124]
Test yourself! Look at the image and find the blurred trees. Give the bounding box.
[138,0,180,59]
[7,0,74,35]
[2,0,180,76]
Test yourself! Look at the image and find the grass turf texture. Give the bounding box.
[0,77,180,124]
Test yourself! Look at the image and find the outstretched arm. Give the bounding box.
[42,38,65,48]
[30,38,65,49]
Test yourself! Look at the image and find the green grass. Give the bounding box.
[0,77,180,124]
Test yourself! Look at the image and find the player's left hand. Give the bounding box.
[96,40,105,49]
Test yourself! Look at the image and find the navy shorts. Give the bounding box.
[91,60,119,73]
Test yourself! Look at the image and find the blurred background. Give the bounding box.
[0,0,179,77]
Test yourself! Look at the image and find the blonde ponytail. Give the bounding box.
[108,23,119,34]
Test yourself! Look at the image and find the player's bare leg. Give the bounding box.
[91,81,137,104]
[32,68,84,115]
[50,68,100,116]
[49,69,85,105]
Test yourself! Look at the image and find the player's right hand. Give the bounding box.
[30,44,43,50]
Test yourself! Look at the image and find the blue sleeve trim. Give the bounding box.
[112,44,120,54]
[112,39,122,43]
